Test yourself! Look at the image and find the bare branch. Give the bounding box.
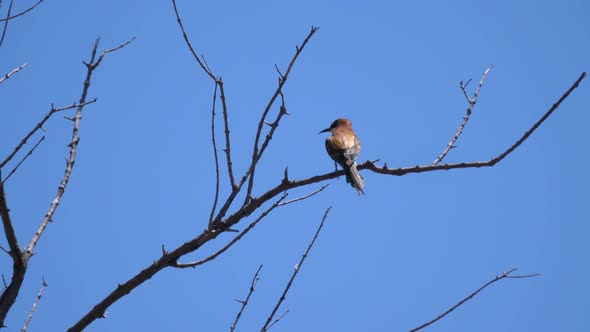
[362,71,586,176]
[244,27,318,203]
[218,79,236,188]
[0,0,45,22]
[0,99,97,169]
[0,0,14,49]
[230,265,263,332]
[0,63,27,85]
[277,185,328,206]
[176,193,288,269]
[21,277,47,332]
[432,65,493,165]
[1,136,45,184]
[410,268,540,332]
[208,83,221,228]
[0,38,132,328]
[170,0,215,80]
[260,206,331,332]
[265,310,289,332]
[171,0,236,194]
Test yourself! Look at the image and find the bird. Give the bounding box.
[319,118,365,195]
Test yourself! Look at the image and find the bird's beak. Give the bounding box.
[319,127,331,134]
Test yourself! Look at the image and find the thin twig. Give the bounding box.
[277,185,328,206]
[260,206,331,332]
[208,83,221,228]
[244,27,318,204]
[432,65,493,165]
[0,0,45,22]
[171,0,236,191]
[21,277,47,332]
[171,0,215,79]
[0,63,27,85]
[2,136,45,184]
[266,310,289,331]
[230,265,263,332]
[175,193,288,269]
[218,80,235,188]
[0,99,97,169]
[410,268,540,332]
[0,0,14,49]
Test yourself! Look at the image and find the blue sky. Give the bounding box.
[1,1,588,331]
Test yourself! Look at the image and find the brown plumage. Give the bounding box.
[320,118,365,195]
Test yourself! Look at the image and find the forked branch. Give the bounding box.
[432,65,493,165]
[0,37,133,328]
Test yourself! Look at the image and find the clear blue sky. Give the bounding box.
[1,1,588,331]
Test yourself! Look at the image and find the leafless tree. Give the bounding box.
[0,1,586,331]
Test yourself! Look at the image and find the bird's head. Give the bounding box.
[319,118,353,134]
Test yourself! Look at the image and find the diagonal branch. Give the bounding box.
[432,65,493,165]
[0,63,27,85]
[1,136,45,184]
[0,0,45,22]
[230,264,263,332]
[21,277,47,332]
[0,0,14,49]
[0,100,97,169]
[361,71,586,176]
[260,206,331,332]
[410,268,540,332]
[176,193,288,269]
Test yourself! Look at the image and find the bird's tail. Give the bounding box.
[345,163,365,195]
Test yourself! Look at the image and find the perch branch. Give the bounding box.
[260,207,330,332]
[230,264,263,332]
[410,268,540,332]
[432,65,493,165]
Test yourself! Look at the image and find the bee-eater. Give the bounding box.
[320,118,365,195]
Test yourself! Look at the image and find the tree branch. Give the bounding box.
[0,63,27,85]
[230,264,263,332]
[1,136,45,184]
[0,0,45,22]
[0,100,97,169]
[260,206,330,332]
[21,277,47,332]
[244,27,318,204]
[208,82,221,228]
[0,0,14,49]
[432,65,493,165]
[0,37,133,328]
[410,268,540,332]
